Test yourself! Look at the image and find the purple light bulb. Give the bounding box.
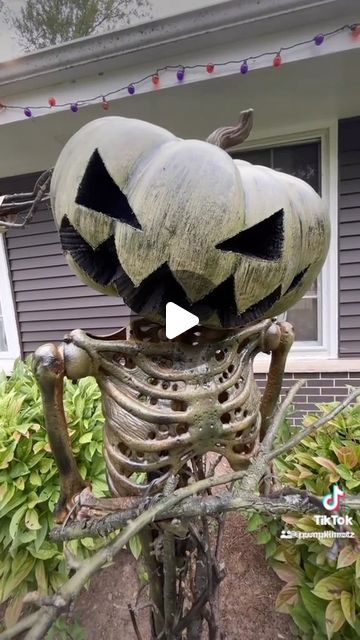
[128,84,135,95]
[24,107,32,118]
[240,61,248,74]
[176,68,185,81]
[70,103,78,112]
[314,34,325,46]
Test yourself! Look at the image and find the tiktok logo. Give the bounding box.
[322,484,345,511]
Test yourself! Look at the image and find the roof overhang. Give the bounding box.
[0,0,356,94]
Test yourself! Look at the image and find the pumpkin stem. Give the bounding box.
[206,108,254,150]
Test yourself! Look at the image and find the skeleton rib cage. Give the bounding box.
[61,318,277,499]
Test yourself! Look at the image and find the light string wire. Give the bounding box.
[0,22,359,115]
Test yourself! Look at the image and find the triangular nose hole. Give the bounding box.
[75,148,142,229]
[216,209,284,261]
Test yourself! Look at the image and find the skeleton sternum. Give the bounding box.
[67,320,271,498]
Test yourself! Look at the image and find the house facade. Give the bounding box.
[0,0,359,421]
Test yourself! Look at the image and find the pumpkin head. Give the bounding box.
[51,116,330,328]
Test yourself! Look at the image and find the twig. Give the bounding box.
[207,455,224,478]
[128,603,143,640]
[215,516,225,563]
[0,613,39,639]
[262,379,306,451]
[50,487,360,544]
[267,388,360,461]
[163,531,177,636]
[0,169,52,229]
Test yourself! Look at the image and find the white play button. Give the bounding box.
[165,302,199,339]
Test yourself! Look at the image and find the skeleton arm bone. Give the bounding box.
[259,321,295,439]
[33,342,91,522]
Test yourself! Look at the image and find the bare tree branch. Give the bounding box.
[262,379,306,452]
[0,169,52,231]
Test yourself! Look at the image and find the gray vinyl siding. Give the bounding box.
[338,118,360,357]
[1,172,130,357]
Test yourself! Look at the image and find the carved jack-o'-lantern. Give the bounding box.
[51,116,330,328]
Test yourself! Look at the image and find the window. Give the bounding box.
[0,235,21,373]
[232,141,322,345]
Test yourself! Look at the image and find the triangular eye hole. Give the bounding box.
[75,148,142,229]
[216,209,284,261]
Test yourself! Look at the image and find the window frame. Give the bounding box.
[0,234,21,373]
[230,123,338,360]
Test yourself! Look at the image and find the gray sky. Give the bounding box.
[0,0,228,62]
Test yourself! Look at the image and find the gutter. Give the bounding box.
[0,0,346,91]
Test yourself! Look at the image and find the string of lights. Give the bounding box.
[1,22,359,118]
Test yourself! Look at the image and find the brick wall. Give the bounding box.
[255,372,360,426]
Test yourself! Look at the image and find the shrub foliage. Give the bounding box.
[0,359,108,628]
[249,400,360,639]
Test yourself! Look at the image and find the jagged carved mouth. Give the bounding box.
[60,219,308,327]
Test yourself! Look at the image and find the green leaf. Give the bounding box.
[80,537,95,550]
[9,504,28,540]
[0,493,27,519]
[29,471,42,487]
[27,452,45,468]
[13,477,25,491]
[34,517,49,552]
[300,586,327,630]
[356,556,360,580]
[335,464,353,481]
[272,562,301,585]
[88,441,97,458]
[27,491,41,509]
[4,585,27,629]
[340,590,356,628]
[92,478,109,496]
[247,513,264,532]
[9,462,29,478]
[0,485,15,514]
[38,486,53,502]
[1,555,35,601]
[18,529,37,545]
[24,509,41,530]
[39,458,52,473]
[290,603,313,634]
[337,546,357,568]
[275,583,298,612]
[29,545,58,561]
[313,457,339,474]
[129,535,142,560]
[0,441,17,469]
[325,600,345,639]
[256,529,272,545]
[35,561,47,594]
[79,432,92,444]
[313,575,350,601]
[265,540,277,559]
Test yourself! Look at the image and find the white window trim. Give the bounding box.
[0,234,21,373]
[231,121,339,367]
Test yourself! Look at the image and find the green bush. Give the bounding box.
[249,399,360,640]
[0,358,108,629]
